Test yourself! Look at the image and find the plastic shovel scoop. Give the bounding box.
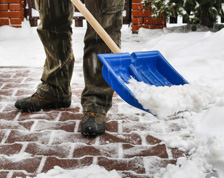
[97,51,189,113]
[71,0,189,113]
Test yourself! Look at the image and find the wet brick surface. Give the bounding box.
[0,67,185,178]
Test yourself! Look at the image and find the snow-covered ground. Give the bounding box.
[0,20,224,178]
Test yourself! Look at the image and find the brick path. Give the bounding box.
[0,64,185,178]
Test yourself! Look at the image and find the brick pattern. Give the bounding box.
[0,0,24,28]
[0,65,185,178]
[132,0,166,32]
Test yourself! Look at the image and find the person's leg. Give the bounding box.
[37,0,74,100]
[81,0,125,136]
[15,0,74,112]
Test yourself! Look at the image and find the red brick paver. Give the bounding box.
[0,67,184,178]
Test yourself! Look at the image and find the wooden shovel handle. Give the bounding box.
[71,0,122,53]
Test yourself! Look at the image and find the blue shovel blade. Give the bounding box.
[97,50,189,113]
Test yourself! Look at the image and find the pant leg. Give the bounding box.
[81,0,125,114]
[35,0,74,102]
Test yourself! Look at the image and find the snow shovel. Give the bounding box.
[71,0,189,113]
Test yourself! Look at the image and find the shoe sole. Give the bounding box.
[16,101,71,112]
[81,127,105,137]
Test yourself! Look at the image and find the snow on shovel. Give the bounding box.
[71,0,189,113]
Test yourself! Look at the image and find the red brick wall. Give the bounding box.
[0,0,165,30]
[132,0,166,32]
[0,0,24,28]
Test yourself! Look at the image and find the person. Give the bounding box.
[15,0,125,136]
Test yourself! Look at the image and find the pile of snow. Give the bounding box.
[125,27,224,177]
[127,79,223,118]
[154,106,224,178]
[0,20,85,67]
[160,106,224,178]
[27,165,121,178]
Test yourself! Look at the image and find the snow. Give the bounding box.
[28,165,121,178]
[1,20,224,177]
[0,153,33,162]
[127,79,220,118]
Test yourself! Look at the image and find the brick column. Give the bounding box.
[132,0,166,32]
[0,0,24,28]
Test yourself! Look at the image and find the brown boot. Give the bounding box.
[15,92,71,112]
[81,112,106,137]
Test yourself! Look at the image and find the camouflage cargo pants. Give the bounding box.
[35,0,125,114]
